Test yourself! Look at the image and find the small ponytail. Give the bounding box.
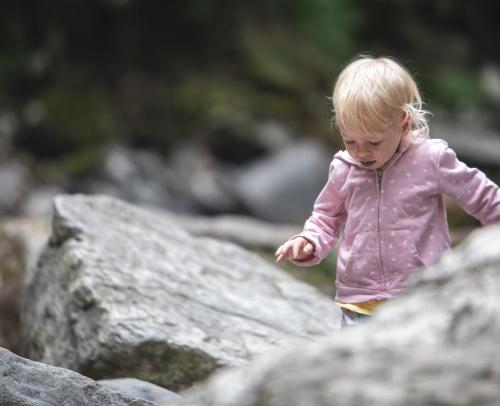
[403,102,432,139]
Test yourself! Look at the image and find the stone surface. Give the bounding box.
[1,217,51,288]
[21,194,340,392]
[233,140,331,222]
[98,378,181,403]
[0,160,30,215]
[171,225,500,406]
[82,143,238,215]
[0,348,154,406]
[432,119,500,167]
[0,217,50,352]
[159,211,300,251]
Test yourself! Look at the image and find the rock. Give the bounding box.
[0,217,50,353]
[432,120,500,167]
[98,378,181,403]
[84,144,190,211]
[1,217,51,289]
[0,160,30,216]
[171,225,500,406]
[21,185,64,219]
[253,120,292,153]
[0,110,18,160]
[0,347,154,406]
[21,194,341,392]
[0,280,20,351]
[168,143,238,214]
[203,112,265,165]
[480,64,500,105]
[232,140,331,222]
[158,211,300,251]
[81,143,238,215]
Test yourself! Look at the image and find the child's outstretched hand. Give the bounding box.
[275,237,314,263]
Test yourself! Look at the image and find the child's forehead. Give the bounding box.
[340,128,386,141]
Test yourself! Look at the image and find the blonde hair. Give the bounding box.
[332,55,430,138]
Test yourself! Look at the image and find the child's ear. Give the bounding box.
[401,112,410,136]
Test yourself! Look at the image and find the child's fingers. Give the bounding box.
[277,248,291,262]
[275,243,288,257]
[276,238,313,263]
[275,242,291,262]
[303,242,314,256]
[292,239,303,258]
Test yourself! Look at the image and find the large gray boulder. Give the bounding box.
[233,140,331,223]
[21,194,340,392]
[98,378,181,403]
[171,225,500,406]
[0,348,153,406]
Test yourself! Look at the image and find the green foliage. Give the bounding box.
[445,199,481,229]
[172,76,255,124]
[19,80,118,158]
[242,30,310,92]
[43,81,117,145]
[2,0,500,163]
[245,0,359,61]
[425,67,486,111]
[287,0,360,61]
[37,147,106,181]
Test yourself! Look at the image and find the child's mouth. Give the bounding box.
[361,160,376,167]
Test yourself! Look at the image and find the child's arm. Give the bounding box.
[276,159,348,266]
[436,143,500,225]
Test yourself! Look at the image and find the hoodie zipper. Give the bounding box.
[376,169,386,291]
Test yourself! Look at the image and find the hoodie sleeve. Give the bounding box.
[436,142,500,225]
[291,158,348,266]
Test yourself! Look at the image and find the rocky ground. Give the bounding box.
[0,194,498,405]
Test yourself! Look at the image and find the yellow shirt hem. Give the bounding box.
[336,299,387,316]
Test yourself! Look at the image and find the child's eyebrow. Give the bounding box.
[341,134,383,142]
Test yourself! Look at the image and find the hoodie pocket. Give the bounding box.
[339,231,381,288]
[381,229,426,284]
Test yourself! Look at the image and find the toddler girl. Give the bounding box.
[275,56,500,329]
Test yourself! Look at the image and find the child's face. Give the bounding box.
[340,118,409,170]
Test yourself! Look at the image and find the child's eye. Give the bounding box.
[368,141,382,146]
[344,140,355,145]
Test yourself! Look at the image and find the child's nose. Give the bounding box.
[357,145,371,157]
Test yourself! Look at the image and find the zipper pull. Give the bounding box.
[377,170,383,188]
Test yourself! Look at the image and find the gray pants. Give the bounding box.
[340,308,371,330]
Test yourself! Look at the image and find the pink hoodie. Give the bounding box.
[294,134,500,303]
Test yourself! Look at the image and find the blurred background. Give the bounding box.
[1,0,500,350]
[1,0,500,220]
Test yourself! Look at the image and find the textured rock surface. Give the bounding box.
[98,378,181,403]
[171,225,500,406]
[0,348,153,406]
[21,194,340,391]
